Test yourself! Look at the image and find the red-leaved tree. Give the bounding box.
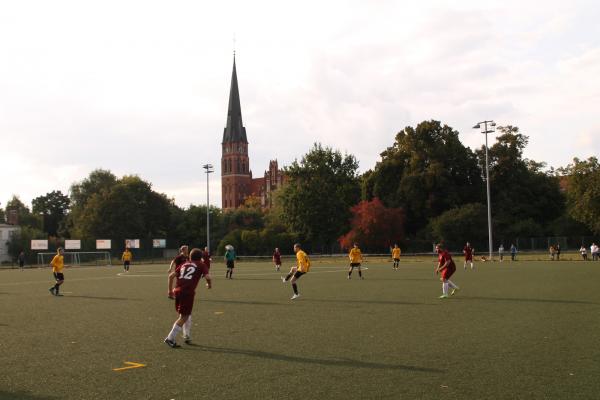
[338,198,405,252]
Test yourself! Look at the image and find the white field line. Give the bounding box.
[0,265,368,286]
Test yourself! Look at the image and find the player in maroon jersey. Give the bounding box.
[435,243,460,299]
[164,248,212,348]
[167,245,189,299]
[202,246,212,270]
[273,248,282,271]
[463,242,475,270]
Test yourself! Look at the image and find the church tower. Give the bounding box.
[221,56,251,210]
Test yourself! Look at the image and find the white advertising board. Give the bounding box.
[125,239,140,249]
[96,239,112,250]
[31,240,48,250]
[153,239,166,248]
[64,240,81,250]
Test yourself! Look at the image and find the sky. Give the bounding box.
[1,0,599,209]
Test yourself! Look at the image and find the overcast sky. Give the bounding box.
[1,0,599,209]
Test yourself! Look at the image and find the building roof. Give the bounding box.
[222,56,248,144]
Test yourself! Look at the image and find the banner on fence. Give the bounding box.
[125,239,140,249]
[31,240,48,250]
[65,240,81,250]
[153,239,166,248]
[96,239,111,250]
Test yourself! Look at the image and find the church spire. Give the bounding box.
[222,55,247,144]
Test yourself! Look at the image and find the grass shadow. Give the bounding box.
[186,344,443,373]
[457,296,598,305]
[0,391,59,400]
[202,299,286,307]
[65,295,143,301]
[306,298,428,306]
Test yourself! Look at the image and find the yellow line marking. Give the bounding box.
[214,311,224,315]
[113,361,146,371]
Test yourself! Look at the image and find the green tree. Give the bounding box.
[560,157,600,234]
[363,120,483,235]
[427,203,488,249]
[70,173,174,247]
[476,126,564,238]
[279,143,361,251]
[32,190,70,237]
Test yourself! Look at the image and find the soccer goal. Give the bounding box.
[37,251,112,267]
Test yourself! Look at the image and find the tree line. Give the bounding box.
[2,120,598,261]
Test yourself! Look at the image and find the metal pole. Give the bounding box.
[483,121,493,260]
[206,170,210,253]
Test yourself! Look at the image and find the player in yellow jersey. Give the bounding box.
[392,244,401,270]
[121,247,132,272]
[49,247,69,296]
[282,243,310,300]
[347,243,364,279]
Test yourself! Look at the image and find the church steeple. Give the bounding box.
[222,56,247,144]
[221,55,251,210]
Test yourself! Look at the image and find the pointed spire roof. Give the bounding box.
[222,56,247,144]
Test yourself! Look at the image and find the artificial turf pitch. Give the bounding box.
[1,258,599,400]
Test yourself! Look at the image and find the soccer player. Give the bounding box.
[273,248,282,271]
[18,251,25,271]
[282,243,310,300]
[164,248,212,348]
[203,246,212,270]
[391,244,401,270]
[498,244,505,262]
[49,247,68,296]
[167,245,189,299]
[463,242,474,270]
[224,245,236,279]
[347,243,364,279]
[121,247,132,272]
[435,243,459,299]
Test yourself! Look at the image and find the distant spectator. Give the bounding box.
[510,244,517,261]
[580,245,587,261]
[555,244,561,261]
[18,251,25,270]
[549,245,556,261]
[592,243,599,261]
[498,244,505,262]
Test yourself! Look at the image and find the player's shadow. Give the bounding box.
[187,344,443,373]
[66,295,143,301]
[457,296,598,305]
[202,299,286,307]
[306,298,428,306]
[0,390,59,400]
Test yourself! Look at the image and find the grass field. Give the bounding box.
[1,258,599,400]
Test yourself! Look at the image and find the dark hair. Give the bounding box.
[294,243,301,248]
[190,248,203,262]
[436,243,445,250]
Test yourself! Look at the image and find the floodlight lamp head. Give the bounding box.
[491,122,496,127]
[472,124,481,129]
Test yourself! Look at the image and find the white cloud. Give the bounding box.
[1,0,600,208]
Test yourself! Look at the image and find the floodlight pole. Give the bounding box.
[473,120,496,261]
[203,164,214,253]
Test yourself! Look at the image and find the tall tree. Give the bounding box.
[70,173,174,244]
[280,143,361,251]
[32,190,70,236]
[475,126,564,239]
[560,157,600,234]
[338,198,405,252]
[363,120,483,235]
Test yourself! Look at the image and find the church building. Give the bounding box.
[221,57,285,210]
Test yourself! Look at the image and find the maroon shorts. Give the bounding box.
[441,263,456,280]
[175,291,195,315]
[465,255,472,261]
